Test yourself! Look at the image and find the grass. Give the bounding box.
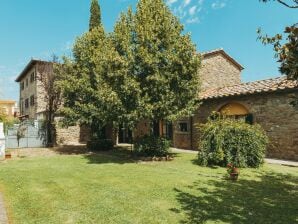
[0,149,297,224]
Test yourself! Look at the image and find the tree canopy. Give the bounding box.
[125,0,200,122]
[57,0,201,138]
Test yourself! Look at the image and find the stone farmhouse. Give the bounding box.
[15,49,298,160]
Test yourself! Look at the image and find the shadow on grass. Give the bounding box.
[52,145,89,155]
[53,144,180,165]
[172,172,298,224]
[84,148,136,164]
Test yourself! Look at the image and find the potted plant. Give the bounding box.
[5,150,12,159]
[227,163,239,181]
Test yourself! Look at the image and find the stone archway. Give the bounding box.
[218,102,253,124]
[219,102,249,116]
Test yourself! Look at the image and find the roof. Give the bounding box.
[200,76,298,100]
[0,100,16,104]
[201,48,244,71]
[15,59,51,82]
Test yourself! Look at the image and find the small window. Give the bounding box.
[30,95,35,106]
[30,72,35,83]
[21,82,24,90]
[178,122,188,132]
[26,78,28,87]
[25,98,29,108]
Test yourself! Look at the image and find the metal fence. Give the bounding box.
[5,120,47,148]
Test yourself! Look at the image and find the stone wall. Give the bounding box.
[200,53,241,91]
[56,125,90,145]
[192,90,298,161]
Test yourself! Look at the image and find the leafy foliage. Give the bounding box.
[132,0,201,121]
[197,116,268,168]
[56,21,125,138]
[134,135,171,157]
[89,0,101,31]
[257,24,298,80]
[57,0,201,139]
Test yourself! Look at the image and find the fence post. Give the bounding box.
[0,123,5,160]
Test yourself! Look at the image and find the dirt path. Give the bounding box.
[0,192,8,224]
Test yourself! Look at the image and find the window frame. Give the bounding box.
[25,98,29,109]
[30,95,35,106]
[176,121,189,133]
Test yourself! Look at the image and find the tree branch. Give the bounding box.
[261,0,298,8]
[277,0,298,8]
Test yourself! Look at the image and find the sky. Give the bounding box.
[0,0,297,101]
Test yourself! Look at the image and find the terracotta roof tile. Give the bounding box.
[200,76,298,100]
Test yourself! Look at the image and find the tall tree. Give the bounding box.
[133,0,200,124]
[89,0,101,31]
[56,26,124,139]
[112,8,149,130]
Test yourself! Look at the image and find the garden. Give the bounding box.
[0,147,297,224]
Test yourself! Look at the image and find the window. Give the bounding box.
[21,82,24,90]
[30,72,35,83]
[30,95,35,106]
[25,98,29,108]
[178,121,188,132]
[26,78,28,87]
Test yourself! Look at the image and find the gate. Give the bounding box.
[5,120,47,148]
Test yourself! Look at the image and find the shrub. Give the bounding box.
[134,135,171,157]
[197,116,268,168]
[87,139,114,151]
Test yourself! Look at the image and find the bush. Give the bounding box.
[134,135,171,157]
[197,116,268,168]
[87,139,114,151]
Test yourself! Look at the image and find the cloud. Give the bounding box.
[184,0,191,7]
[167,0,204,24]
[166,0,178,5]
[211,1,227,9]
[186,17,200,24]
[189,5,197,16]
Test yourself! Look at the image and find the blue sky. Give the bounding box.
[0,0,297,101]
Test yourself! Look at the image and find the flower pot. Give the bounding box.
[232,167,239,174]
[230,172,239,181]
[5,154,12,159]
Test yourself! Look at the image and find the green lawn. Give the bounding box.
[0,149,297,224]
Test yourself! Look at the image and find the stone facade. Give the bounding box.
[200,50,242,91]
[16,60,49,120]
[190,91,298,160]
[16,60,85,145]
[56,124,90,145]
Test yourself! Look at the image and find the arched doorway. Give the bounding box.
[218,102,253,124]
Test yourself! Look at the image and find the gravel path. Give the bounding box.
[0,192,8,224]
